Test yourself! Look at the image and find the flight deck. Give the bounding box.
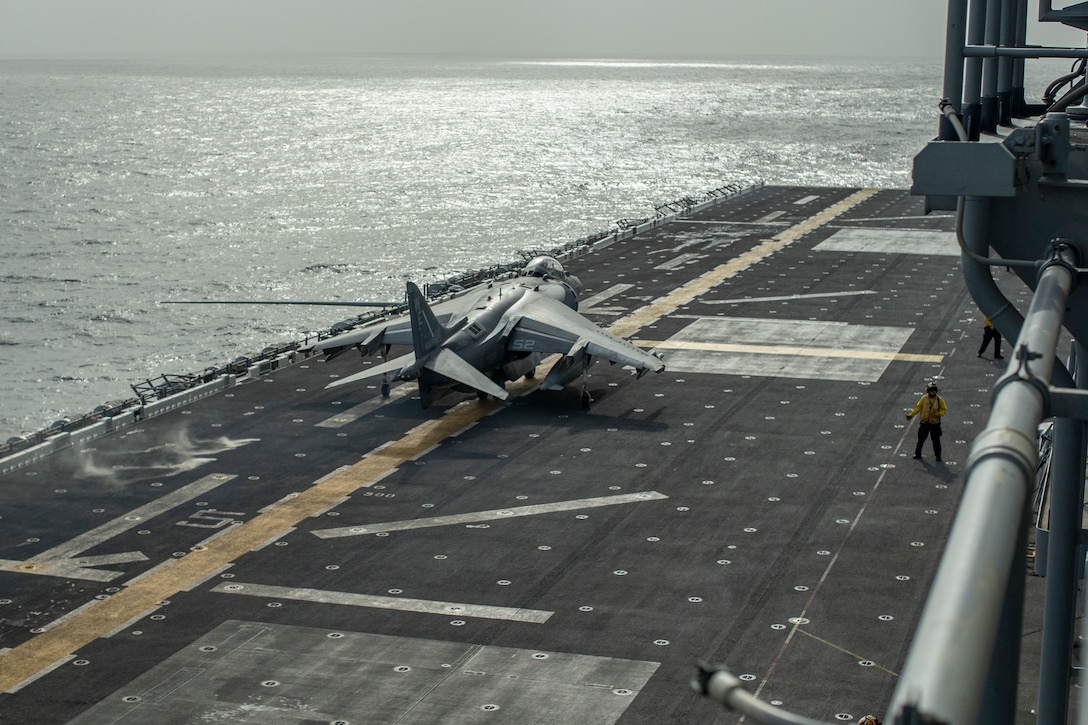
[0,186,1044,723]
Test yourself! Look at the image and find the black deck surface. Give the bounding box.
[0,186,1043,724]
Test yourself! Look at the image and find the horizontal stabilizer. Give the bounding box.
[429,348,509,400]
[325,352,416,389]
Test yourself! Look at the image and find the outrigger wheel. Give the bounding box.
[580,355,593,411]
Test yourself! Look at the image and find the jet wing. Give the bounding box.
[505,291,664,373]
[308,319,410,355]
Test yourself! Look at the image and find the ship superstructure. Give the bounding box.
[699,2,1088,723]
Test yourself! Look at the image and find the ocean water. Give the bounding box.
[0,54,959,438]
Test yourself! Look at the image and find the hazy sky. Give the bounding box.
[2,0,1085,59]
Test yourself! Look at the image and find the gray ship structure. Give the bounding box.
[4,2,1088,724]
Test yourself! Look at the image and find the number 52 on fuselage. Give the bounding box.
[310,256,665,408]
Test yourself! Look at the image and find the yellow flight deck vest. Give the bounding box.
[908,394,947,425]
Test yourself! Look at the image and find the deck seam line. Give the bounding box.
[751,400,920,699]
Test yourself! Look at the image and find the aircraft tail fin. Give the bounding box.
[407,281,445,358]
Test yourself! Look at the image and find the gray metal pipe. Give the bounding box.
[981,0,1001,132]
[888,249,1076,723]
[958,195,1074,387]
[1011,0,1028,115]
[887,457,1034,724]
[977,505,1028,723]
[1038,341,1088,723]
[958,196,1025,356]
[695,665,832,725]
[997,0,1015,125]
[964,0,988,140]
[1081,546,1088,725]
[964,45,1088,59]
[941,0,970,140]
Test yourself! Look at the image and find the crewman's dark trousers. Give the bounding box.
[978,327,1002,357]
[915,422,942,459]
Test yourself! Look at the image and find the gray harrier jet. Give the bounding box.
[310,256,665,408]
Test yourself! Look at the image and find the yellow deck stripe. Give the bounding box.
[638,340,943,363]
[0,390,526,692]
[609,189,879,338]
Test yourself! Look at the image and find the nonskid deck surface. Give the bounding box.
[0,186,1040,723]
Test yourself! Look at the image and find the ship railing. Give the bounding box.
[654,182,748,216]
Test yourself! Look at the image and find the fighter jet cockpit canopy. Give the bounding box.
[522,255,582,297]
[522,256,566,279]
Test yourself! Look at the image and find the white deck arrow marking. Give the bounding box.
[0,474,236,581]
[312,491,669,539]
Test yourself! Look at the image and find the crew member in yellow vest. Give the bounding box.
[977,316,1003,359]
[906,382,947,461]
